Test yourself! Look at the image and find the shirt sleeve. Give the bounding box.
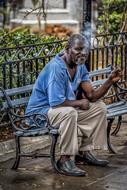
[81,65,91,82]
[47,72,66,107]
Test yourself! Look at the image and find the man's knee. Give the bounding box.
[93,101,107,115]
[65,107,78,119]
[48,107,78,122]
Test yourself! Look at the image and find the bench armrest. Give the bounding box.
[114,82,127,92]
[113,82,127,101]
[9,111,51,132]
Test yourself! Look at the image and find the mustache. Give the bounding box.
[76,56,87,62]
[76,54,88,59]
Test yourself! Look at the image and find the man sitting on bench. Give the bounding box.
[26,34,122,177]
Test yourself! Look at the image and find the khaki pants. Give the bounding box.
[48,101,108,155]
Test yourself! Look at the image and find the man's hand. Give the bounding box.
[79,99,90,110]
[109,68,123,83]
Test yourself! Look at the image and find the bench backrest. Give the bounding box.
[90,66,111,87]
[0,65,117,111]
[0,84,33,111]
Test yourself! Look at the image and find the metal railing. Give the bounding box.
[0,40,66,89]
[89,32,127,81]
[0,32,127,89]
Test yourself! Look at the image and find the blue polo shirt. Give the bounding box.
[26,53,91,115]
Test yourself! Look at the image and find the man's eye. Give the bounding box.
[76,48,82,51]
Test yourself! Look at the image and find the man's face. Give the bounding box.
[68,39,88,65]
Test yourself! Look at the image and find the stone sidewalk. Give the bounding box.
[0,136,50,162]
[0,120,127,190]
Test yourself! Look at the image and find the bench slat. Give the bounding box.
[92,79,107,87]
[89,67,111,77]
[2,97,29,109]
[107,103,127,112]
[106,101,126,109]
[107,108,127,118]
[0,84,33,97]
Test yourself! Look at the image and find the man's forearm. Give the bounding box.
[54,99,82,108]
[87,79,113,102]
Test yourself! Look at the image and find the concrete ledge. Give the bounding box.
[17,8,70,20]
[10,19,79,33]
[11,19,78,25]
[0,136,50,162]
[19,8,69,14]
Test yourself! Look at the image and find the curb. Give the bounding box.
[0,136,50,162]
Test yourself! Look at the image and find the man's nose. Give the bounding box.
[81,49,86,55]
[81,50,87,58]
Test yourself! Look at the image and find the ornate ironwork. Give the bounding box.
[0,40,66,89]
[0,40,66,63]
[92,32,127,48]
[0,33,127,137]
[0,33,127,90]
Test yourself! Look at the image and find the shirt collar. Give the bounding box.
[54,50,67,69]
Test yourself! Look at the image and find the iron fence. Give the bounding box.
[89,32,127,82]
[0,40,66,89]
[0,32,127,89]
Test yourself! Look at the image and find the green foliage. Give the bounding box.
[0,26,60,48]
[98,0,126,33]
[109,12,123,33]
[0,27,66,88]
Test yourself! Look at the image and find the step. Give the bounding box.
[17,8,70,20]
[0,136,50,162]
[10,19,79,33]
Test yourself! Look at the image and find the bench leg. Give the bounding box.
[12,136,21,169]
[50,133,65,174]
[107,118,116,154]
[111,116,122,136]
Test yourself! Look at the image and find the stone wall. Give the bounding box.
[24,0,65,9]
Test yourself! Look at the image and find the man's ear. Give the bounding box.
[65,46,70,54]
